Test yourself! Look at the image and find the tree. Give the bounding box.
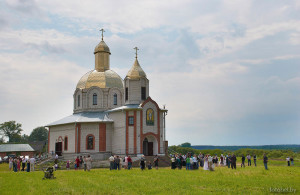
[180,142,192,148]
[0,136,5,144]
[0,121,23,142]
[29,126,48,141]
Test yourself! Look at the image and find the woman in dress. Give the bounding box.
[9,157,13,171]
[85,155,92,171]
[17,157,21,171]
[220,154,224,166]
[208,154,214,171]
[203,155,209,170]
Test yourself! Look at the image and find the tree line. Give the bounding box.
[169,144,299,159]
[0,121,48,144]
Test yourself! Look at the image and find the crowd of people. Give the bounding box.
[170,153,271,171]
[7,152,294,172]
[8,156,36,172]
[62,155,92,171]
[286,156,294,166]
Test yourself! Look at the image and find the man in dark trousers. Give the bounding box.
[263,153,268,170]
[227,154,231,168]
[253,154,257,167]
[241,155,245,168]
[231,154,237,169]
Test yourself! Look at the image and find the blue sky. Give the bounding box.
[0,0,299,145]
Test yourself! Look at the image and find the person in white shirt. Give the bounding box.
[22,157,27,171]
[109,155,114,170]
[286,157,290,166]
[29,156,35,172]
[247,154,251,166]
[124,155,128,169]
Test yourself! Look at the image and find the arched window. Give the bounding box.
[113,94,117,105]
[77,95,80,107]
[86,134,95,150]
[64,136,68,151]
[93,93,97,105]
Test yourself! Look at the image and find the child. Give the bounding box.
[148,162,152,170]
[55,163,58,171]
[66,160,70,170]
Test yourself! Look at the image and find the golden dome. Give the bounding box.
[94,40,111,54]
[126,59,147,79]
[76,69,124,89]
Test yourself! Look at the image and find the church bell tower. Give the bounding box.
[124,47,149,105]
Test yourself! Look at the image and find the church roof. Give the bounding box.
[94,40,111,54]
[126,59,147,79]
[76,69,124,90]
[46,112,113,127]
[0,144,34,152]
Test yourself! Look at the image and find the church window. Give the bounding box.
[141,87,146,100]
[64,136,68,151]
[77,95,80,107]
[86,135,95,150]
[113,94,117,105]
[146,109,154,126]
[128,116,134,125]
[93,93,97,105]
[125,88,128,101]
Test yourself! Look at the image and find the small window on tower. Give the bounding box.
[141,87,146,100]
[128,116,134,125]
[113,94,117,105]
[93,93,97,105]
[125,88,128,101]
[78,95,80,107]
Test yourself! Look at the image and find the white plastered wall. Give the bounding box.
[49,124,76,153]
[109,111,126,154]
[80,123,99,153]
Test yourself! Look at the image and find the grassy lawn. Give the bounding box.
[0,161,299,194]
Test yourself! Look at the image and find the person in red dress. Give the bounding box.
[75,156,80,170]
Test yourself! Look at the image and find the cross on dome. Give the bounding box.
[100,28,105,40]
[134,47,139,59]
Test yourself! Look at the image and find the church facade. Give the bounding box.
[46,35,168,159]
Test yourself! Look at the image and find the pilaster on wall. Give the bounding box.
[134,111,137,154]
[75,124,81,153]
[140,110,143,154]
[126,111,129,155]
[99,123,106,152]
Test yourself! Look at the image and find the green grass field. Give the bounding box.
[0,161,299,195]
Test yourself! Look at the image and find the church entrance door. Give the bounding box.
[143,138,154,156]
[143,138,148,156]
[55,142,62,156]
[148,142,153,156]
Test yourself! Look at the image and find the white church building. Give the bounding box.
[46,33,168,159]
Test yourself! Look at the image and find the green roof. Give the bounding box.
[0,144,34,152]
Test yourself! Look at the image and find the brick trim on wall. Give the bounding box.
[99,123,106,152]
[126,111,129,155]
[134,111,137,154]
[140,97,161,154]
